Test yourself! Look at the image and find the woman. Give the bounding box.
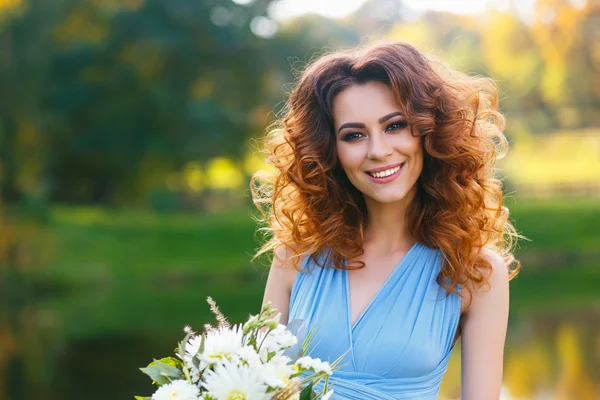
[251,42,520,400]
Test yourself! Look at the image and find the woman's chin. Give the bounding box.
[364,191,409,205]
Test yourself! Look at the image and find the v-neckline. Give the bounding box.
[345,241,420,332]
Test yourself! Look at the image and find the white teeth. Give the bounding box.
[368,164,402,178]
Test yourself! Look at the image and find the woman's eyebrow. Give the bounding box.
[378,111,402,123]
[337,112,403,134]
[337,122,365,134]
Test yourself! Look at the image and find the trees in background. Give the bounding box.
[0,0,597,207]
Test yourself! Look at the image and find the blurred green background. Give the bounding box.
[0,0,598,399]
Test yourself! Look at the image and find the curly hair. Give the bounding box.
[250,41,521,300]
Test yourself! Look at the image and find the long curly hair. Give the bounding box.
[250,41,521,299]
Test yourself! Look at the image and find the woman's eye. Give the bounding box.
[342,132,364,142]
[385,121,408,132]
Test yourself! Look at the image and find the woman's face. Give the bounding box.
[333,81,423,206]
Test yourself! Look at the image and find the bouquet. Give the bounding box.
[135,297,342,400]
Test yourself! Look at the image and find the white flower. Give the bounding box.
[234,345,262,369]
[295,357,332,376]
[321,389,334,400]
[185,335,203,359]
[258,355,296,390]
[183,335,204,382]
[198,325,246,369]
[151,379,200,400]
[256,324,298,360]
[201,359,269,400]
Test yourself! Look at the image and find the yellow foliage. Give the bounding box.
[385,21,437,54]
[504,342,551,398]
[532,0,582,62]
[554,323,597,400]
[0,0,20,10]
[531,0,585,104]
[243,151,276,176]
[184,162,205,192]
[481,12,540,97]
[498,129,600,184]
[205,158,244,190]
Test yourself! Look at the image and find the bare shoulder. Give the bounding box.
[262,243,304,324]
[477,248,509,291]
[271,243,304,289]
[460,248,509,315]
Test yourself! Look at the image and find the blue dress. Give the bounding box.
[288,242,461,400]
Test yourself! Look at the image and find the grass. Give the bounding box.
[33,197,599,284]
[506,197,600,252]
[32,205,268,285]
[18,197,600,340]
[510,264,600,314]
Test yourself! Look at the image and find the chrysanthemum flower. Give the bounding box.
[235,345,263,369]
[201,359,269,400]
[295,357,332,376]
[256,324,298,361]
[259,355,297,390]
[151,379,200,400]
[182,335,204,383]
[197,325,247,370]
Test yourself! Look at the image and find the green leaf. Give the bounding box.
[134,396,151,400]
[157,356,183,370]
[192,354,201,370]
[178,332,193,359]
[199,333,206,354]
[153,359,184,379]
[299,382,314,400]
[139,365,170,386]
[139,357,184,386]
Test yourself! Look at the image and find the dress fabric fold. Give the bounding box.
[288,242,461,400]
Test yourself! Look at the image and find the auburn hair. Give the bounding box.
[250,41,521,299]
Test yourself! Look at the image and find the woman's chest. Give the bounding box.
[307,301,450,378]
[346,247,417,328]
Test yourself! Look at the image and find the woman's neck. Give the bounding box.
[362,189,416,253]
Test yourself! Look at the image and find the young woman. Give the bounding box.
[251,42,520,400]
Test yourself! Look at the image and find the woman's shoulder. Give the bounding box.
[459,247,508,314]
[271,243,305,291]
[477,248,509,296]
[263,243,306,324]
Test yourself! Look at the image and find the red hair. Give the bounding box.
[251,41,521,299]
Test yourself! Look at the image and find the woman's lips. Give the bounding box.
[364,163,405,183]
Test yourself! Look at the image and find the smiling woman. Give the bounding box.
[333,82,423,207]
[251,41,521,400]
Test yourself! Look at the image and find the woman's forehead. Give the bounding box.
[332,82,402,127]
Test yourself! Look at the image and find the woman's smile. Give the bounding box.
[364,162,406,183]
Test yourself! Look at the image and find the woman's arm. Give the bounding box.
[261,244,300,325]
[460,248,510,400]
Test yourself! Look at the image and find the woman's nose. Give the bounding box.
[367,133,393,160]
